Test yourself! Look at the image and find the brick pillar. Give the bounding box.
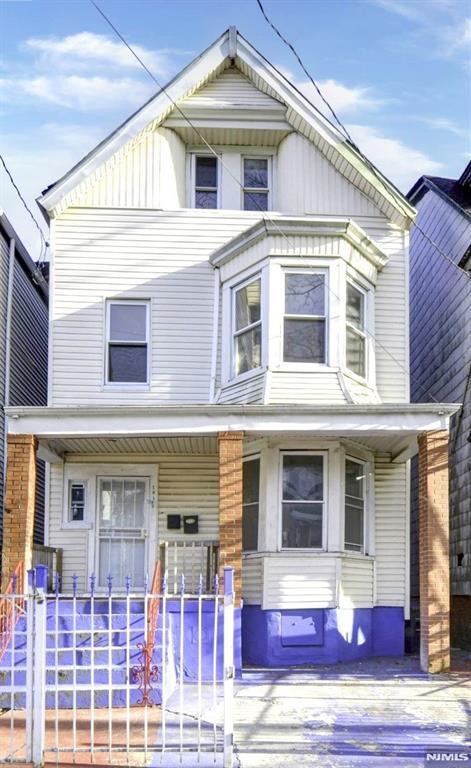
[418,430,450,673]
[218,431,244,601]
[2,434,37,588]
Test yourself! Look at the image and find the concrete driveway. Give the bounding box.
[234,656,471,767]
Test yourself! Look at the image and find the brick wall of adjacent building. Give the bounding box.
[218,431,243,601]
[2,434,37,587]
[418,429,450,673]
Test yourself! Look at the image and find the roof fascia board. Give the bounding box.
[210,216,388,269]
[38,31,231,213]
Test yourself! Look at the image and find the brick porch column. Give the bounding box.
[2,434,37,588]
[218,431,244,601]
[418,430,450,673]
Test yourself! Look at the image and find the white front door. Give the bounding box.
[97,476,150,588]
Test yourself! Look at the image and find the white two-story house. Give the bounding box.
[5,28,455,672]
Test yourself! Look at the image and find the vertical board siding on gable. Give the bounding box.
[52,209,260,406]
[374,454,406,606]
[49,455,219,592]
[340,557,374,608]
[409,188,471,597]
[0,233,9,545]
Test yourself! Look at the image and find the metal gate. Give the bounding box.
[0,564,235,767]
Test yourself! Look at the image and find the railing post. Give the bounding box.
[32,565,47,767]
[223,566,234,768]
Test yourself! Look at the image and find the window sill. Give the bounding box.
[61,522,93,531]
[272,363,335,374]
[102,383,150,392]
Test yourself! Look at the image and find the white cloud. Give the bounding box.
[346,123,443,191]
[0,74,154,110]
[23,32,178,78]
[418,116,469,139]
[281,69,384,114]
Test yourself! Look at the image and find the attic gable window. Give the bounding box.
[243,158,269,211]
[195,155,218,208]
[106,300,150,385]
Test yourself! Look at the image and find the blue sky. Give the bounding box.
[1,0,470,257]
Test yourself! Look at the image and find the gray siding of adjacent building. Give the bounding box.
[409,187,471,601]
[0,221,48,554]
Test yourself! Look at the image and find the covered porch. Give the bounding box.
[4,403,458,673]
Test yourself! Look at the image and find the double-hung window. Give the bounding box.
[233,276,262,376]
[281,453,324,549]
[243,158,269,211]
[243,457,260,551]
[344,458,366,552]
[283,272,326,363]
[346,282,366,378]
[194,155,218,209]
[106,300,149,384]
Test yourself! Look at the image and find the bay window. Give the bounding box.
[106,300,149,384]
[281,453,324,549]
[283,272,326,363]
[233,276,262,376]
[344,458,365,552]
[346,282,366,378]
[243,457,260,551]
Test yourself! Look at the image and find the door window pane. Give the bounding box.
[243,458,260,551]
[345,459,365,552]
[282,455,324,548]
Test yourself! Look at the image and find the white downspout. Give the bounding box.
[208,267,220,404]
[3,236,15,496]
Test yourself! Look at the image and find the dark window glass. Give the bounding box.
[285,274,325,316]
[195,190,217,209]
[234,278,262,375]
[69,483,85,522]
[243,459,260,551]
[284,319,325,363]
[243,191,268,211]
[109,345,147,383]
[235,279,261,330]
[244,158,268,188]
[195,156,217,188]
[282,454,324,549]
[236,326,261,375]
[345,459,365,552]
[110,304,147,342]
[284,274,326,363]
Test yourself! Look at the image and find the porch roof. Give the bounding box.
[6,403,460,462]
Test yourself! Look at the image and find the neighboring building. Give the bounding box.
[0,211,48,578]
[5,29,456,672]
[408,163,471,649]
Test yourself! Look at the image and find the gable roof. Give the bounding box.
[407,162,471,222]
[37,27,415,227]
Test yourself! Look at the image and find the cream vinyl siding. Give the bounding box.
[52,209,260,406]
[242,555,263,604]
[374,454,407,606]
[262,555,337,610]
[49,454,219,591]
[218,372,265,404]
[268,371,347,404]
[179,67,284,111]
[340,557,375,608]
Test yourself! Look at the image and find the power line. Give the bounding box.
[89,0,440,403]
[0,153,49,263]
[255,0,471,283]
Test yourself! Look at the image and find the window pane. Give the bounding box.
[243,191,268,211]
[244,158,268,188]
[282,455,324,501]
[243,459,260,505]
[195,190,217,209]
[347,283,364,329]
[195,156,217,188]
[109,344,147,382]
[346,327,365,377]
[345,460,364,500]
[282,502,323,548]
[69,483,85,521]
[284,318,325,363]
[236,326,261,375]
[285,274,325,316]
[110,304,147,342]
[345,503,364,551]
[235,279,261,330]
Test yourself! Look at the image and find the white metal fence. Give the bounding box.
[0,564,235,767]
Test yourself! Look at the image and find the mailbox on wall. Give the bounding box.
[183,515,199,534]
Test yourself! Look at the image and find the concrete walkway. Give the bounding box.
[234,656,471,767]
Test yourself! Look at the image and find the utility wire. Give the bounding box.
[89,0,442,403]
[255,0,471,282]
[1,153,49,264]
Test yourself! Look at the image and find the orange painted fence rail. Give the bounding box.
[0,561,25,663]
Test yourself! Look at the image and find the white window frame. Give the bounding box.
[279,450,328,552]
[62,479,88,528]
[190,152,221,209]
[241,155,271,212]
[345,280,368,382]
[231,272,263,381]
[242,454,261,553]
[281,267,329,369]
[104,299,150,388]
[343,455,367,554]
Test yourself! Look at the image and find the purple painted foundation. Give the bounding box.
[242,605,404,666]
